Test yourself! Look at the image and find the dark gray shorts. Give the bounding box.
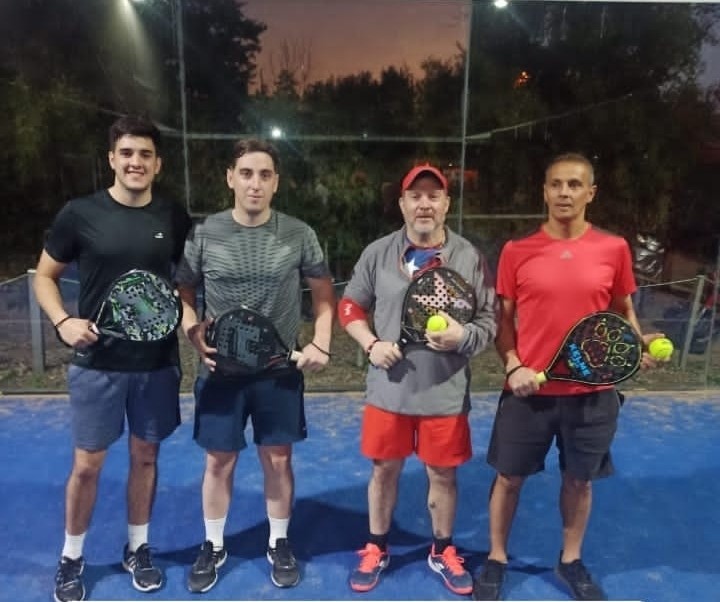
[67,365,181,451]
[486,389,622,481]
[193,370,307,452]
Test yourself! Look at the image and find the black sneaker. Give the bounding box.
[187,540,228,593]
[54,556,85,602]
[472,558,507,601]
[266,538,300,588]
[555,556,606,601]
[122,543,163,592]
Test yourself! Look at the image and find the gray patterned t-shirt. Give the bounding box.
[176,209,330,348]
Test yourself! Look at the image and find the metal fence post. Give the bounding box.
[702,237,720,386]
[680,275,705,371]
[27,269,46,375]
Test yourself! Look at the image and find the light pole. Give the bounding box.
[172,0,192,212]
[128,0,191,211]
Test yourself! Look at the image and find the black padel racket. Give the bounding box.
[206,307,302,376]
[536,311,642,385]
[92,270,181,342]
[397,267,477,350]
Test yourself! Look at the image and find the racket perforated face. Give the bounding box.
[546,312,642,384]
[206,307,293,376]
[398,267,477,348]
[94,270,181,342]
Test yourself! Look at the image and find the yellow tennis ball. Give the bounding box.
[426,314,448,332]
[648,337,674,360]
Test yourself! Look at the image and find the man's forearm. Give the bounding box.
[33,274,68,325]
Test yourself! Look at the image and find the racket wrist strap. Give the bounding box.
[310,341,332,358]
[505,364,525,378]
[54,315,72,329]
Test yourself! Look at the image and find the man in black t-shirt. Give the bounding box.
[33,115,191,602]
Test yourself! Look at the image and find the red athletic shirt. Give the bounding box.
[496,225,637,395]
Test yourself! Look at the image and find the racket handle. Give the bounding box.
[289,350,303,363]
[535,372,548,385]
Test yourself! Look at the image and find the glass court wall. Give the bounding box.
[1,0,719,392]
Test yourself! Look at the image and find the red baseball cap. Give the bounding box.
[401,164,448,192]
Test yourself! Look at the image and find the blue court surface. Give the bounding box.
[1,391,718,602]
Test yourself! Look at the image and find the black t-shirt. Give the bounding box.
[44,190,192,371]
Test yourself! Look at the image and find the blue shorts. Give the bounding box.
[486,389,621,481]
[193,370,307,452]
[67,365,181,451]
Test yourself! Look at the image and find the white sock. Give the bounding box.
[205,517,227,551]
[268,516,289,548]
[62,532,86,560]
[128,523,149,553]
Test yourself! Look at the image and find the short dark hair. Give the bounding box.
[229,138,280,172]
[546,152,595,185]
[109,115,161,154]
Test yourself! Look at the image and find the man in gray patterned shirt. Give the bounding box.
[175,138,335,593]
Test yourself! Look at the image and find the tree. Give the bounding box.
[172,0,265,130]
[0,0,266,264]
[268,39,313,98]
[417,52,465,138]
[461,1,720,257]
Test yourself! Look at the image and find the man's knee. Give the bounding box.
[71,449,106,482]
[493,473,526,496]
[426,464,457,487]
[561,474,592,495]
[259,445,293,475]
[129,436,160,466]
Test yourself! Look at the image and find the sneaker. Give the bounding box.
[266,538,300,588]
[187,540,228,593]
[54,556,86,602]
[427,545,473,595]
[349,543,390,593]
[122,543,163,592]
[555,555,606,601]
[472,558,507,601]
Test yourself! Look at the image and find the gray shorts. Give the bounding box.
[67,365,181,451]
[193,370,307,452]
[486,389,622,481]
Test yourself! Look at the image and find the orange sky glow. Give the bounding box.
[241,0,719,91]
[242,0,470,88]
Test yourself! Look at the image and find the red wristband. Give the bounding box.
[338,297,368,327]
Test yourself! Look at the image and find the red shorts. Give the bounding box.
[360,404,472,467]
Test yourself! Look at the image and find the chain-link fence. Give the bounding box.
[1,264,717,394]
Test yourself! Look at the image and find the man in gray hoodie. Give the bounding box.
[337,164,497,596]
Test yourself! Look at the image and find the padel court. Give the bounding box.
[1,391,718,602]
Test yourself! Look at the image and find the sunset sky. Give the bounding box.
[241,0,720,89]
[242,0,469,85]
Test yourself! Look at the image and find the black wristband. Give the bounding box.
[365,338,380,356]
[505,364,525,379]
[54,315,72,329]
[54,316,73,348]
[310,341,332,358]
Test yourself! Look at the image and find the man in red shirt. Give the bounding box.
[472,153,663,601]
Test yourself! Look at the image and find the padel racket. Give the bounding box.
[536,311,642,385]
[206,306,302,376]
[397,267,477,350]
[92,269,181,342]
